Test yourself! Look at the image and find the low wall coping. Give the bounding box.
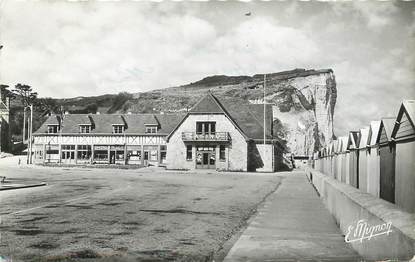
[308,169,415,241]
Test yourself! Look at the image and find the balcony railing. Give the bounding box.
[182,132,230,142]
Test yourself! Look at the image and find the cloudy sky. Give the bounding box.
[0,1,414,135]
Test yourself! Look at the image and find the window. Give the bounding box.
[77,145,91,160]
[160,145,167,164]
[110,145,125,161]
[79,125,91,133]
[145,126,158,134]
[127,146,141,163]
[150,149,158,161]
[94,145,108,161]
[220,145,226,160]
[160,152,166,163]
[61,145,75,160]
[45,144,59,161]
[186,145,192,160]
[196,122,216,134]
[62,145,75,150]
[34,145,43,160]
[47,125,59,134]
[113,125,124,134]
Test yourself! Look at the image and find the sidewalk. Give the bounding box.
[224,171,362,262]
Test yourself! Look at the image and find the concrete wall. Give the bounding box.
[367,147,380,198]
[166,114,248,171]
[306,169,415,261]
[395,141,415,213]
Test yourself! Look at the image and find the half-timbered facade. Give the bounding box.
[32,113,184,166]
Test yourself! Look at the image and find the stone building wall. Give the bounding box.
[166,114,248,171]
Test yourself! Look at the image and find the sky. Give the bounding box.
[0,0,414,136]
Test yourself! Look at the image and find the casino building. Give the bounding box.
[33,93,286,172]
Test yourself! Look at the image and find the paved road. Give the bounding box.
[0,157,283,261]
[224,171,362,262]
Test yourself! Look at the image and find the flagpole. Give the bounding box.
[263,74,266,146]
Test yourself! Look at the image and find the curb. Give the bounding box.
[0,182,47,191]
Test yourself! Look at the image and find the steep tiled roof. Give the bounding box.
[216,97,273,140]
[190,93,224,113]
[36,93,275,142]
[35,114,185,135]
[168,93,274,141]
[42,115,61,126]
[123,114,184,134]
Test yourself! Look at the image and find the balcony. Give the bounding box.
[182,132,230,142]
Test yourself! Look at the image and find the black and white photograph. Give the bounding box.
[0,0,414,261]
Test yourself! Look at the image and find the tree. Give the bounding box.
[12,84,38,107]
[107,92,132,113]
[12,84,38,144]
[37,97,64,117]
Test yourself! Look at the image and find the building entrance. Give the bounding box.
[196,146,216,169]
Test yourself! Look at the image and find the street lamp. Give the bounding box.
[24,104,34,164]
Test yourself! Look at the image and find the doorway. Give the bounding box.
[109,151,116,164]
[196,146,216,169]
[61,145,75,164]
[379,145,395,203]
